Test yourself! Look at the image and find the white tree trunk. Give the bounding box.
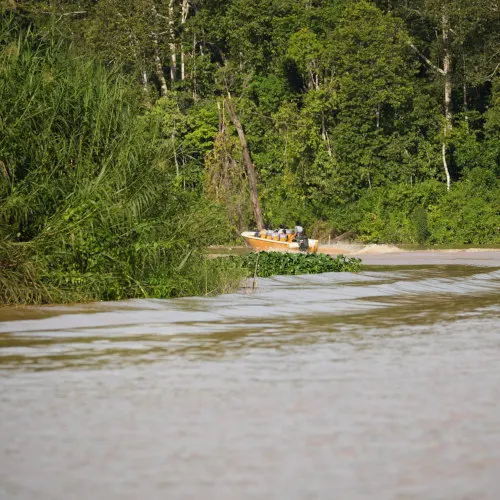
[172,132,179,177]
[442,10,452,191]
[150,5,168,96]
[141,70,148,93]
[321,113,332,157]
[192,32,197,100]
[442,13,452,130]
[441,143,451,191]
[152,33,168,97]
[180,0,190,81]
[180,51,185,81]
[409,9,453,192]
[169,0,177,82]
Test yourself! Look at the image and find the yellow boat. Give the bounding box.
[241,231,319,253]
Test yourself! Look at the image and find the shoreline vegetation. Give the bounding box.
[224,252,362,279]
[1,3,499,306]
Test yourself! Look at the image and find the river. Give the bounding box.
[1,251,500,499]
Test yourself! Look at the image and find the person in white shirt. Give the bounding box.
[293,221,304,241]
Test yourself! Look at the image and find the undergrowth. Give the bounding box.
[0,22,240,304]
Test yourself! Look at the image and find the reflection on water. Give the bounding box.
[1,265,500,499]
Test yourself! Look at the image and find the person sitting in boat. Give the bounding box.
[266,227,274,239]
[276,224,286,241]
[272,229,280,240]
[258,228,267,239]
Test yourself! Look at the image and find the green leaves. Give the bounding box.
[0,23,240,304]
[2,0,499,302]
[287,28,323,89]
[328,1,414,110]
[229,251,362,278]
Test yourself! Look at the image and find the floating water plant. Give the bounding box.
[225,252,362,278]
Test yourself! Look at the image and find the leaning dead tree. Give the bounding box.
[205,103,250,230]
[224,93,264,230]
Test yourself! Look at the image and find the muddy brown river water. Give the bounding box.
[1,251,500,500]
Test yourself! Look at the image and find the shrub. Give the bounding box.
[411,207,429,245]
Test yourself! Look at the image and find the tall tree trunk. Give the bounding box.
[171,117,180,177]
[217,101,223,133]
[441,143,451,191]
[141,69,149,93]
[168,0,177,82]
[442,10,452,191]
[152,34,168,97]
[463,53,468,113]
[225,93,264,230]
[192,32,197,100]
[150,5,168,96]
[409,9,453,191]
[180,49,185,82]
[180,0,190,81]
[321,112,332,157]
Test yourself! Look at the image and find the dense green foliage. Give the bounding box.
[1,0,499,303]
[226,251,362,278]
[0,22,243,303]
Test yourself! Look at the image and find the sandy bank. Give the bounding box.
[318,243,402,255]
[318,244,500,266]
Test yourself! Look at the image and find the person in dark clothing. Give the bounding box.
[293,221,309,251]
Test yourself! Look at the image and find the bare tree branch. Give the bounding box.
[486,62,500,80]
[55,11,88,22]
[409,43,445,75]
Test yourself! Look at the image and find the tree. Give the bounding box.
[204,100,252,232]
[287,27,323,90]
[225,93,264,230]
[86,0,170,95]
[484,77,500,175]
[326,1,416,190]
[383,0,500,189]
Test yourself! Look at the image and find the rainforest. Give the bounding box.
[1,0,499,304]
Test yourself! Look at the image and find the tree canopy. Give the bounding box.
[1,0,499,304]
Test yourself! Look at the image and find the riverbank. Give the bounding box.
[317,244,500,266]
[209,244,500,267]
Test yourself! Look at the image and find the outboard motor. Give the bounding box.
[299,237,309,252]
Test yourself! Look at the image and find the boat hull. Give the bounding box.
[241,231,319,253]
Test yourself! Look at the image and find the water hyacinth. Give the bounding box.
[224,252,362,278]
